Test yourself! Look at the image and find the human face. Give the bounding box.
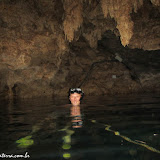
[69,93,81,106]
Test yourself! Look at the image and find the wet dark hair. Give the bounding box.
[68,88,84,101]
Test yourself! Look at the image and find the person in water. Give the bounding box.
[68,88,84,128]
[68,88,84,106]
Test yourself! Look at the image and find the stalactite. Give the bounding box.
[63,0,83,42]
[150,0,160,6]
[101,0,143,46]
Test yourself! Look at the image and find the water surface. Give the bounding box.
[0,94,160,160]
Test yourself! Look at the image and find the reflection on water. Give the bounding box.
[71,106,83,128]
[0,94,160,160]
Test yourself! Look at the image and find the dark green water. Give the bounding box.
[0,94,160,160]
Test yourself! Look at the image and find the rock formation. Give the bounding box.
[0,0,159,99]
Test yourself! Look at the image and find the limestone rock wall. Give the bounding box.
[0,0,67,98]
[0,0,159,99]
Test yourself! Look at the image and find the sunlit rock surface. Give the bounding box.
[0,0,159,99]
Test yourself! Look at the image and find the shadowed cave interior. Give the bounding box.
[0,1,160,160]
[0,0,160,99]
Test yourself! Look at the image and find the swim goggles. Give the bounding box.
[69,88,83,94]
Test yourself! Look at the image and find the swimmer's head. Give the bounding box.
[68,88,84,105]
[69,88,84,100]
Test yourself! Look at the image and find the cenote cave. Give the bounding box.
[0,0,160,160]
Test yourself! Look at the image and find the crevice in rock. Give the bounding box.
[12,84,18,99]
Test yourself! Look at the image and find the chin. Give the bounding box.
[72,103,80,106]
